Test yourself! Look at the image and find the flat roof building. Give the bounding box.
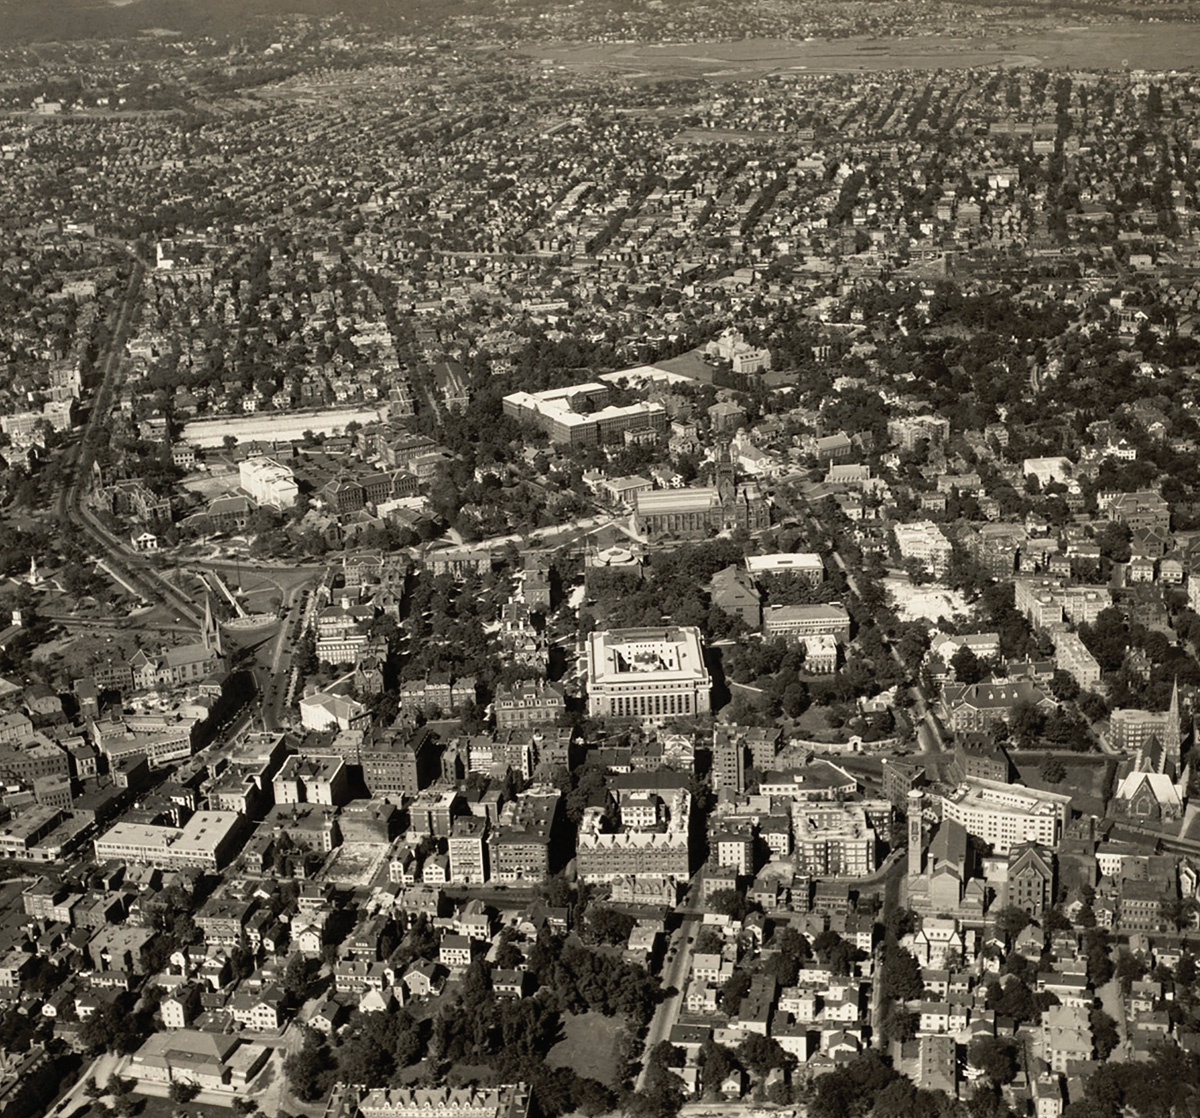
[762,604,851,644]
[503,384,665,448]
[745,553,824,583]
[93,810,243,871]
[586,627,711,724]
[238,457,298,510]
[790,802,877,877]
[940,779,1071,854]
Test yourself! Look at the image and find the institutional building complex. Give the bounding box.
[576,789,692,883]
[93,811,244,871]
[502,383,666,447]
[586,627,712,723]
[238,456,299,510]
[940,779,1071,854]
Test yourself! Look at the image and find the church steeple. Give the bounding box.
[202,594,222,656]
[1167,677,1182,776]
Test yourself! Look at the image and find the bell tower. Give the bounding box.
[907,789,924,877]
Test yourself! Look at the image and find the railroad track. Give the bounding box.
[59,260,203,628]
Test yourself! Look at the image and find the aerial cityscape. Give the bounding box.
[4,1,1200,1118]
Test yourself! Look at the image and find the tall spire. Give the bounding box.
[1168,677,1182,775]
[203,593,222,656]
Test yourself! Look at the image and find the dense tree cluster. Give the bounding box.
[1063,1044,1200,1118]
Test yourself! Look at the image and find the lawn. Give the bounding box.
[546,1011,627,1088]
[1013,754,1113,818]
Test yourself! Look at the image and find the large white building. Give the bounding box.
[502,383,666,448]
[586,627,711,723]
[238,457,298,510]
[762,604,851,644]
[940,779,1071,854]
[1053,631,1101,688]
[93,811,243,871]
[745,553,824,584]
[893,520,953,576]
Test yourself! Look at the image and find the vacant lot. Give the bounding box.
[546,1011,627,1088]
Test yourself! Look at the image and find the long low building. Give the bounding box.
[745,553,824,583]
[940,779,1071,854]
[762,604,851,644]
[94,810,244,870]
[358,1084,532,1118]
[181,406,386,449]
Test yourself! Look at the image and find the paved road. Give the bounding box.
[785,489,944,754]
[1097,968,1129,1063]
[869,855,905,1048]
[59,259,204,627]
[52,1052,129,1117]
[636,881,706,1090]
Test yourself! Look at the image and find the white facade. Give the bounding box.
[893,521,953,574]
[940,779,1070,854]
[239,456,298,510]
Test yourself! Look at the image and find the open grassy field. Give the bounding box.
[546,1010,627,1089]
[1012,753,1113,817]
[522,25,1200,79]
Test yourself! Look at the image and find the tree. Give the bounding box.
[951,644,985,685]
[1044,907,1073,935]
[283,952,316,1001]
[882,1004,918,1044]
[719,970,751,1016]
[169,1082,201,1104]
[1050,669,1081,702]
[993,905,1032,941]
[809,1051,898,1118]
[737,1033,792,1076]
[81,999,145,1055]
[968,1036,1018,1086]
[1115,949,1146,993]
[773,924,812,961]
[1041,757,1067,784]
[699,1038,739,1098]
[337,1010,424,1086]
[707,888,752,922]
[284,1026,336,1102]
[634,1041,687,1118]
[1078,690,1108,722]
[811,929,860,975]
[881,945,925,1000]
[1008,700,1047,747]
[588,906,636,946]
[1090,1005,1120,1060]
